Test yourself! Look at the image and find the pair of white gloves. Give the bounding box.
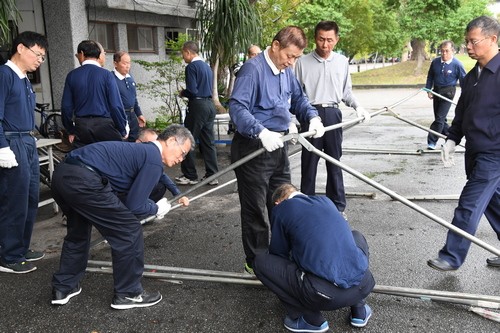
[0,147,18,168]
[258,117,325,152]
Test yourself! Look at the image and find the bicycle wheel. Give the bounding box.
[43,113,72,153]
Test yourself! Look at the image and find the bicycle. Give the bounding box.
[34,103,71,153]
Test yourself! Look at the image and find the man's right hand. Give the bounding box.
[0,147,18,168]
[259,128,284,152]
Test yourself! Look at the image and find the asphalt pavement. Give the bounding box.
[2,88,499,333]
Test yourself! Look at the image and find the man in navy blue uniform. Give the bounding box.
[229,26,325,274]
[50,124,194,309]
[428,16,500,271]
[424,40,466,150]
[175,41,219,186]
[113,51,146,142]
[0,31,48,274]
[254,184,375,332]
[61,40,128,149]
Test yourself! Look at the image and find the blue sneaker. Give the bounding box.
[350,304,372,328]
[427,143,436,150]
[284,316,329,332]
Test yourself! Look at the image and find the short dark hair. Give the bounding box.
[272,183,298,204]
[77,40,101,59]
[182,41,199,54]
[11,31,48,57]
[272,26,307,50]
[113,50,128,62]
[466,16,500,37]
[315,21,339,37]
[158,124,195,151]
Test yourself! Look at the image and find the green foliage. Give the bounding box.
[255,0,304,47]
[135,34,188,126]
[198,0,262,70]
[0,0,20,44]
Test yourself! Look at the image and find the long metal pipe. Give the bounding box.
[422,87,457,105]
[85,264,500,308]
[296,135,500,257]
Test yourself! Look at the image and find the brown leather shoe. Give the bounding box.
[427,258,458,271]
[486,257,500,267]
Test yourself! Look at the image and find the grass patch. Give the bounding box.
[352,55,477,86]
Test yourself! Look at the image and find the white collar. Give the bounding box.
[312,50,334,62]
[288,191,304,199]
[113,69,131,80]
[264,46,283,75]
[5,60,26,79]
[152,140,162,154]
[442,57,453,65]
[191,56,203,63]
[82,59,101,67]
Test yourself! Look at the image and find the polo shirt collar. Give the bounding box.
[5,60,26,79]
[442,57,453,65]
[82,59,101,67]
[191,56,202,63]
[312,50,334,63]
[264,46,283,75]
[113,68,131,80]
[152,140,162,154]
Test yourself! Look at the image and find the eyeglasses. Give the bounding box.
[26,46,46,62]
[464,37,489,47]
[175,139,188,159]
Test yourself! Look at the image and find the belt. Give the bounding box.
[4,131,35,137]
[191,97,211,100]
[313,103,339,108]
[125,107,134,112]
[77,115,105,119]
[64,157,98,174]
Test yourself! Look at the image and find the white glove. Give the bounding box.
[309,117,325,138]
[441,140,456,168]
[288,122,298,145]
[125,122,130,136]
[156,198,171,219]
[356,106,371,123]
[0,147,18,168]
[259,128,284,152]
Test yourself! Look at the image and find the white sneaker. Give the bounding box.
[175,176,199,185]
[201,176,219,185]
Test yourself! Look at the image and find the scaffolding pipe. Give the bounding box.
[295,135,500,257]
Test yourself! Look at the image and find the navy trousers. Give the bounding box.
[181,99,218,180]
[427,86,456,146]
[73,117,122,149]
[125,110,140,142]
[254,230,375,326]
[0,134,39,263]
[231,132,291,266]
[439,153,500,267]
[51,163,144,297]
[300,106,345,212]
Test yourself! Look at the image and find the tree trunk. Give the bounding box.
[211,56,226,113]
[412,39,427,75]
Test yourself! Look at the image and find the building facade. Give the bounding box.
[3,0,197,120]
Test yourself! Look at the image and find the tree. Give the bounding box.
[0,0,20,44]
[255,0,303,47]
[197,0,262,112]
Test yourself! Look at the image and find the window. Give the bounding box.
[127,25,155,52]
[88,22,115,52]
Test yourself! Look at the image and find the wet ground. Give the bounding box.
[2,88,499,333]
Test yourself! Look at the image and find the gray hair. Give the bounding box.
[158,124,195,151]
[466,16,500,37]
[272,183,298,204]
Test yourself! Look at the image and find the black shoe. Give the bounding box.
[0,260,36,274]
[111,290,162,310]
[427,258,458,271]
[486,256,500,267]
[51,284,82,305]
[25,249,45,262]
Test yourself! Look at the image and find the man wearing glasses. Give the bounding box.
[428,16,500,271]
[0,31,48,274]
[50,124,194,309]
[424,41,466,150]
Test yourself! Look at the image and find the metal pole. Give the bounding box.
[422,87,457,105]
[85,263,500,308]
[296,135,500,257]
[402,194,460,201]
[385,108,465,148]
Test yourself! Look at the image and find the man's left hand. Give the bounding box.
[309,117,325,138]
